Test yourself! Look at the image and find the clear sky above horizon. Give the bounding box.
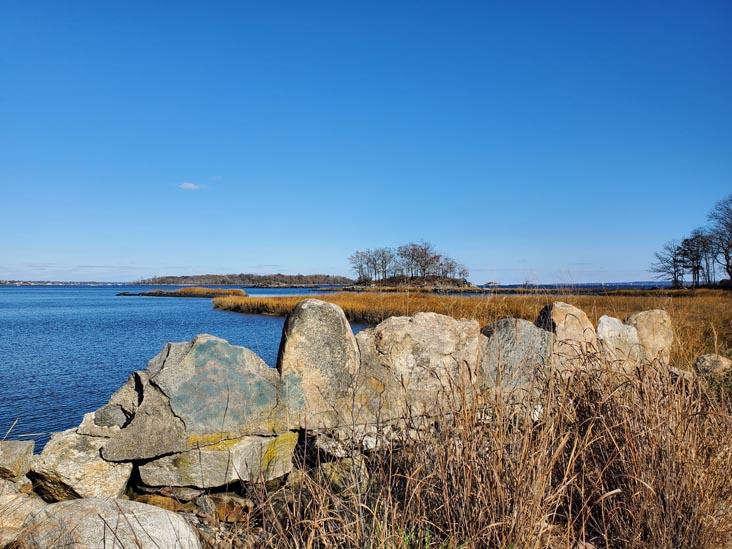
[1,1,730,284]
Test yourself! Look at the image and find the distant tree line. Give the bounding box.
[138,273,354,286]
[349,241,469,284]
[651,195,732,288]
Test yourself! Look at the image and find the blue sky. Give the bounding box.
[1,1,730,284]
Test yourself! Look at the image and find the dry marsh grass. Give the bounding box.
[206,290,732,547]
[214,290,732,365]
[224,365,732,548]
[138,287,246,298]
[7,291,729,547]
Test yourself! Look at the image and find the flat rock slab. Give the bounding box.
[138,432,298,488]
[30,429,132,501]
[13,498,201,549]
[278,299,360,429]
[480,318,555,393]
[0,441,34,479]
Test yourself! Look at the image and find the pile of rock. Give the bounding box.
[1,299,724,548]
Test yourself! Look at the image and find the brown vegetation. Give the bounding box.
[214,289,732,364]
[202,364,732,548]
[124,287,247,298]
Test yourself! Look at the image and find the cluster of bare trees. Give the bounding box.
[651,195,732,288]
[349,241,469,284]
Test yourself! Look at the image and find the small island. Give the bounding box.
[117,287,247,298]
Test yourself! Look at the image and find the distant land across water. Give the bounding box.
[482,281,674,290]
[0,280,674,290]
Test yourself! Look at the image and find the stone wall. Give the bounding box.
[1,299,704,547]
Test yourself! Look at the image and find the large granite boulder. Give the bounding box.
[102,334,282,462]
[278,300,360,430]
[12,498,201,548]
[536,302,599,368]
[479,318,555,395]
[355,312,481,421]
[625,310,673,364]
[596,315,642,366]
[138,432,297,488]
[29,430,132,502]
[0,441,34,479]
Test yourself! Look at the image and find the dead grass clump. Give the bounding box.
[555,365,732,547]
[229,362,732,548]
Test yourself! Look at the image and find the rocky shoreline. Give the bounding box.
[2,299,729,547]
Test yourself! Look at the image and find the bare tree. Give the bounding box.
[679,235,704,288]
[364,249,379,282]
[650,240,684,288]
[353,241,469,284]
[349,251,370,283]
[709,194,732,280]
[373,247,396,283]
[397,243,418,278]
[438,257,458,278]
[412,241,440,278]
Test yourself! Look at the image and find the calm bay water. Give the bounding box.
[0,285,357,449]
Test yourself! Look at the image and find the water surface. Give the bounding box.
[0,285,360,448]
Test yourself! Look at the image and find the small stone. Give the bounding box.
[132,493,194,512]
[694,354,732,377]
[669,366,695,382]
[316,456,369,493]
[0,441,34,479]
[156,485,204,501]
[76,411,121,438]
[207,493,254,523]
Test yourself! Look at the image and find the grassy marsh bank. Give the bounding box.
[119,287,247,298]
[213,289,732,364]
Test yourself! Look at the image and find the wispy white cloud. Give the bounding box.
[179,182,202,191]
